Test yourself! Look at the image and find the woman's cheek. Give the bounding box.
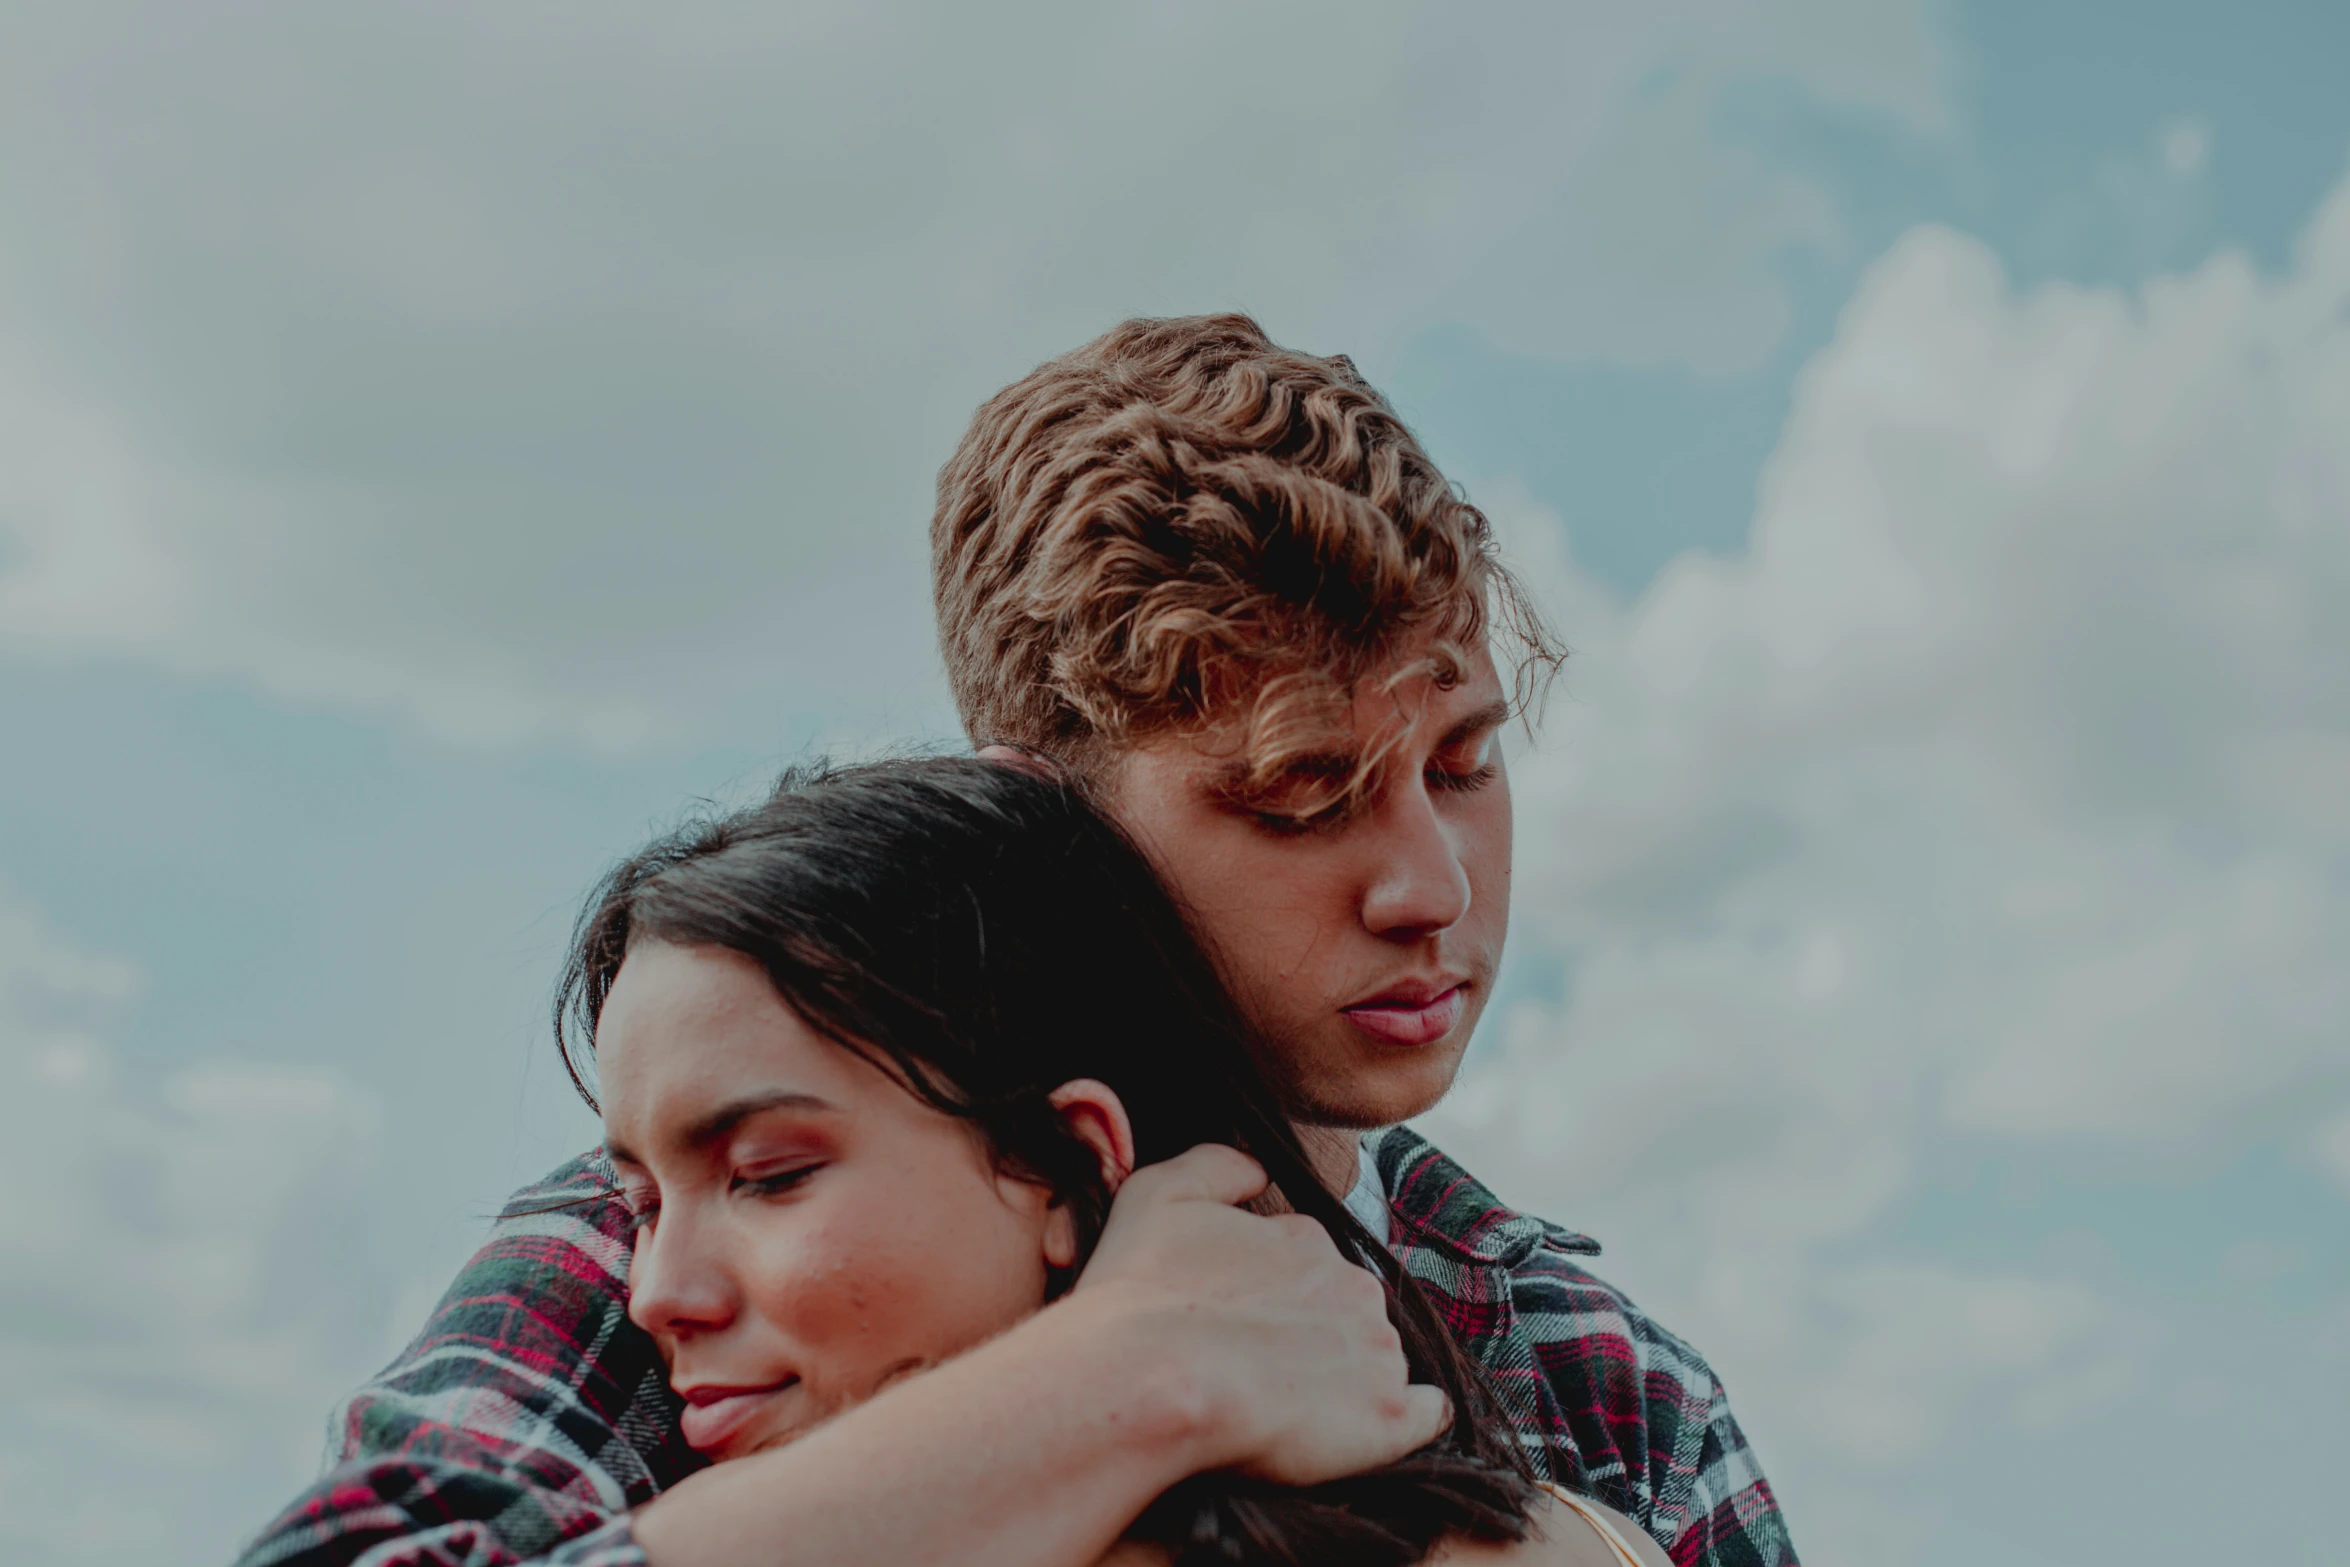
[755,1215,847,1328]
[746,1194,930,1367]
[730,1156,1053,1410]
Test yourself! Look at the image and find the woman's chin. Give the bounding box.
[702,1398,821,1463]
[681,1380,807,1461]
[702,1355,939,1462]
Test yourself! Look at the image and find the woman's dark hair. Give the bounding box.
[555,755,1537,1567]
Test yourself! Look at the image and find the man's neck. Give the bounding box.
[1292,1123,1363,1195]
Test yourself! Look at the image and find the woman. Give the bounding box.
[559,756,1667,1567]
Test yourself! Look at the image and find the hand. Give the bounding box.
[1066,1143,1450,1485]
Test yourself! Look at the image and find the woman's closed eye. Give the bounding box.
[734,1162,823,1199]
[617,1164,819,1237]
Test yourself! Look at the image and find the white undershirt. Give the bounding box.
[1341,1134,1392,1250]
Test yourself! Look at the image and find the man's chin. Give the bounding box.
[1292,1044,1466,1132]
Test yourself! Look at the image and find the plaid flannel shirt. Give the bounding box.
[235,1128,1796,1567]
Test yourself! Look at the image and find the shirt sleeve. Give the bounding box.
[1678,1395,1799,1567]
[1369,1127,1801,1567]
[1616,1309,1798,1567]
[1495,1237,1800,1565]
[231,1154,703,1567]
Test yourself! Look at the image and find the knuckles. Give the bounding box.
[1113,1144,1268,1215]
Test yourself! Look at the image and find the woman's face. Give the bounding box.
[596,939,1069,1462]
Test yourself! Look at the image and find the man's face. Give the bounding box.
[1100,646,1514,1132]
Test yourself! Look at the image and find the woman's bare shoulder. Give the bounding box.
[1425,1490,1674,1567]
[1099,1489,1670,1567]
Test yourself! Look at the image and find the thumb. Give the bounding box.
[1394,1384,1453,1453]
[976,743,1067,783]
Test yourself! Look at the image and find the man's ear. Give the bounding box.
[1047,1078,1135,1192]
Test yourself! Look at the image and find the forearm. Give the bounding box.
[633,1143,1446,1567]
[235,1158,687,1567]
[633,1293,1204,1567]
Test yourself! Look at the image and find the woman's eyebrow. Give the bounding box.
[604,1089,836,1169]
[681,1089,838,1152]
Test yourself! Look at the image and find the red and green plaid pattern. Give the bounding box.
[236,1132,1797,1566]
[1372,1129,1796,1566]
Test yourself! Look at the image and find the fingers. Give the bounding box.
[1065,1139,1452,1487]
[974,743,1067,782]
[1123,1142,1268,1208]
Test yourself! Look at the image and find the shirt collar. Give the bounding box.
[1370,1124,1601,1268]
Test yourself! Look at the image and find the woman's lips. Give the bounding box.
[678,1382,795,1453]
[1341,984,1467,1047]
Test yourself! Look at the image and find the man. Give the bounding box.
[237,315,1797,1567]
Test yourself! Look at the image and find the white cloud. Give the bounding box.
[1432,164,2350,1562]
[2313,1106,2350,1196]
[2160,116,2212,178]
[0,889,392,1567]
[0,1,1950,747]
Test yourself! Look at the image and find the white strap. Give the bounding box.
[1542,1483,1649,1567]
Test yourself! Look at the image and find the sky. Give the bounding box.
[1,3,2345,1564]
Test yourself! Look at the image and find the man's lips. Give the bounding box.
[676,1380,796,1453]
[1341,982,1468,1047]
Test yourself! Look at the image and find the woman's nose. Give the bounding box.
[624,1206,738,1340]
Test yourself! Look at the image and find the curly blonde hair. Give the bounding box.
[932,313,1560,809]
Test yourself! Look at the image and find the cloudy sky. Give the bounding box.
[3,3,2345,1564]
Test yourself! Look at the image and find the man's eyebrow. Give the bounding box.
[1437,699,1512,751]
[1209,749,1358,795]
[1206,699,1511,799]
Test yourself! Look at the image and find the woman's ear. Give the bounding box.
[1047,1078,1135,1192]
[1038,1079,1135,1274]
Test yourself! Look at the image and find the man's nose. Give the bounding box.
[1360,784,1472,941]
[624,1206,737,1341]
